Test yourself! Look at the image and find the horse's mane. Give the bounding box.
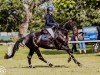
[58,23,69,32]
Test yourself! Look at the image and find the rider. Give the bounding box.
[44,6,58,38]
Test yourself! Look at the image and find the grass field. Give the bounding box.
[0,45,100,75]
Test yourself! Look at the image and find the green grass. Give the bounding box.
[0,45,100,75]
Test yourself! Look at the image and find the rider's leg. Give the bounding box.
[46,28,54,38]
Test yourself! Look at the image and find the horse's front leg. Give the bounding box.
[62,45,82,66]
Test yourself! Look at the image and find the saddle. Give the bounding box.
[37,29,54,47]
[41,29,53,41]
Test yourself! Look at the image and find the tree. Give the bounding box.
[0,0,100,33]
[0,0,24,32]
[19,0,50,37]
[0,0,50,37]
[53,0,100,27]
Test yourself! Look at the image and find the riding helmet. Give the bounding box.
[47,7,53,12]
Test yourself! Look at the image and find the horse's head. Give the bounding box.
[63,19,77,31]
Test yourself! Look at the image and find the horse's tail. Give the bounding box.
[4,37,25,59]
[13,37,25,51]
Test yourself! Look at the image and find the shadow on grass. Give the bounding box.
[41,49,96,55]
[24,48,94,55]
[41,50,66,55]
[96,54,100,56]
[12,65,69,68]
[24,50,66,55]
[75,49,94,54]
[22,65,69,68]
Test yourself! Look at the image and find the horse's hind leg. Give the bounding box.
[27,49,34,68]
[35,48,53,67]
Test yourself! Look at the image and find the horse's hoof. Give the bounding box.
[33,66,35,68]
[49,63,53,67]
[77,62,82,67]
[29,65,32,68]
[68,57,71,63]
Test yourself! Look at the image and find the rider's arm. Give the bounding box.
[46,15,56,26]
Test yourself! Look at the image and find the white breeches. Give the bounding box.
[46,28,54,38]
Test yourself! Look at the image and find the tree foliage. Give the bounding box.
[0,0,25,31]
[0,0,100,32]
[53,0,100,26]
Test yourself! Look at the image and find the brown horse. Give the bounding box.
[4,21,81,68]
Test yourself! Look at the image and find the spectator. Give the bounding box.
[78,32,86,53]
[71,33,78,53]
[97,26,100,52]
[97,26,100,40]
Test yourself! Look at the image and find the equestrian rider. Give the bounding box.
[44,7,58,38]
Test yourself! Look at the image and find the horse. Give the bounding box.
[4,21,81,68]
